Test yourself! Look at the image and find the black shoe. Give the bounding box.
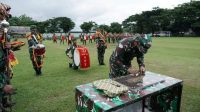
[99,63,105,65]
[34,68,40,75]
[38,68,42,75]
[69,63,72,68]
[36,71,39,75]
[73,66,78,70]
[72,64,78,70]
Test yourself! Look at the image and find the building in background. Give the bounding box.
[154,31,171,37]
[9,26,30,38]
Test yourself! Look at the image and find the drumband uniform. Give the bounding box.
[27,25,45,75]
[65,39,78,69]
[109,34,152,78]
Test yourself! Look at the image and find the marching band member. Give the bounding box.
[27,25,45,75]
[83,33,88,45]
[67,33,74,46]
[65,38,79,70]
[52,33,57,43]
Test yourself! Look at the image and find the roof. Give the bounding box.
[9,26,30,34]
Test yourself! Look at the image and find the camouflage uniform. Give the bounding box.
[65,39,78,69]
[96,38,107,65]
[109,35,151,78]
[28,26,43,75]
[0,3,16,111]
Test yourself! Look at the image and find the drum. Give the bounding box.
[33,44,46,56]
[74,46,90,69]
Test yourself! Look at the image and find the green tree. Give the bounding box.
[18,14,37,26]
[8,16,20,26]
[99,24,111,33]
[171,1,200,35]
[45,19,58,33]
[8,14,36,26]
[122,7,171,34]
[110,22,123,33]
[36,21,49,33]
[54,17,75,33]
[80,21,94,33]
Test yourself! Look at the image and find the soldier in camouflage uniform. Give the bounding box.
[109,34,152,78]
[65,38,79,70]
[96,38,107,65]
[0,3,16,111]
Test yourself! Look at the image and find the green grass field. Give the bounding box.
[11,37,200,112]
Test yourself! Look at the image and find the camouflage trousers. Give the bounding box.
[0,71,15,111]
[97,48,105,65]
[109,53,130,79]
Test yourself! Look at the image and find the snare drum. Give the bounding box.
[33,44,46,56]
[73,47,90,69]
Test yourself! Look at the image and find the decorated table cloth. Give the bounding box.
[75,71,183,112]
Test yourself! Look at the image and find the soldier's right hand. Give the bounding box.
[3,85,13,94]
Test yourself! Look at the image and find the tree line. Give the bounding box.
[8,1,200,36]
[123,1,200,36]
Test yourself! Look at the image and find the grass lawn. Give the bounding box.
[11,37,200,112]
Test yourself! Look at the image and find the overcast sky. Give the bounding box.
[1,0,190,30]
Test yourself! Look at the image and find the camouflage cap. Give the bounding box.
[140,34,152,46]
[135,34,152,46]
[134,34,152,53]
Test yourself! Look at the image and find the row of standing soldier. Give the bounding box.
[51,32,130,46]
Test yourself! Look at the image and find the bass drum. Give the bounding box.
[33,44,46,56]
[73,46,90,69]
